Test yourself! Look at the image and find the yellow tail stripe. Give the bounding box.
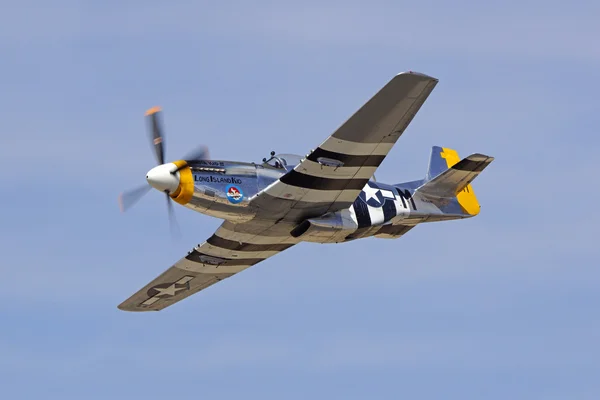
[440,148,480,216]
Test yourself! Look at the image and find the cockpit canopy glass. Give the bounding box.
[262,153,304,170]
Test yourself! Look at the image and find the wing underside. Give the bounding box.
[119,71,439,311]
[251,71,438,220]
[118,221,299,312]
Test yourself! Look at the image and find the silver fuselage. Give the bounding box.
[182,159,469,244]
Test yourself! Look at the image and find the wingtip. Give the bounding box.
[467,153,495,163]
[117,303,159,312]
[396,71,438,81]
[117,301,140,312]
[145,106,162,116]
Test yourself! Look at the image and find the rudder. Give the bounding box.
[422,147,494,216]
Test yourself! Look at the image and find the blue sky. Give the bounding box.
[1,0,599,398]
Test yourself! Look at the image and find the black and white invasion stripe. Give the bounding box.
[350,183,409,228]
[255,72,439,219]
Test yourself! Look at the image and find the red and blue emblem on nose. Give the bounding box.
[226,184,244,204]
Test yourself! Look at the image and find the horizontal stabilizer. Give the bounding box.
[416,153,494,199]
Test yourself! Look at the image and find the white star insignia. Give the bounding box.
[153,284,186,297]
[362,185,381,203]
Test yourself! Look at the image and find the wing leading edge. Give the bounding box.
[250,71,439,221]
[118,221,299,311]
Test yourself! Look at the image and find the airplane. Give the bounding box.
[117,71,494,312]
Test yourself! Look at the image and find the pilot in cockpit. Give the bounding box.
[262,151,304,170]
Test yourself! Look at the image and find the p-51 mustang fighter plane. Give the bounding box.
[118,71,494,312]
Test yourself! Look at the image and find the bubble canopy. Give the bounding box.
[262,153,304,170]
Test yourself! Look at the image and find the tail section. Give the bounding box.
[426,146,452,181]
[419,147,494,216]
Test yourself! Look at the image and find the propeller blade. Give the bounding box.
[118,184,151,212]
[183,144,210,161]
[146,106,165,165]
[165,193,181,238]
[169,145,211,174]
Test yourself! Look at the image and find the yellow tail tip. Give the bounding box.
[441,147,481,216]
[145,106,162,116]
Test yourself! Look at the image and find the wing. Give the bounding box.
[251,71,438,221]
[118,220,298,312]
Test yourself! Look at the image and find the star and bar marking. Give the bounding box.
[141,276,194,306]
[359,182,397,208]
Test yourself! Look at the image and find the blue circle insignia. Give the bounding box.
[225,184,244,204]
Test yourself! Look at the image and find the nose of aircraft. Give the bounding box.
[146,164,180,194]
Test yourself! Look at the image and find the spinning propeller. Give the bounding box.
[118,106,209,236]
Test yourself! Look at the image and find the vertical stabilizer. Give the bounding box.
[426,145,450,181]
